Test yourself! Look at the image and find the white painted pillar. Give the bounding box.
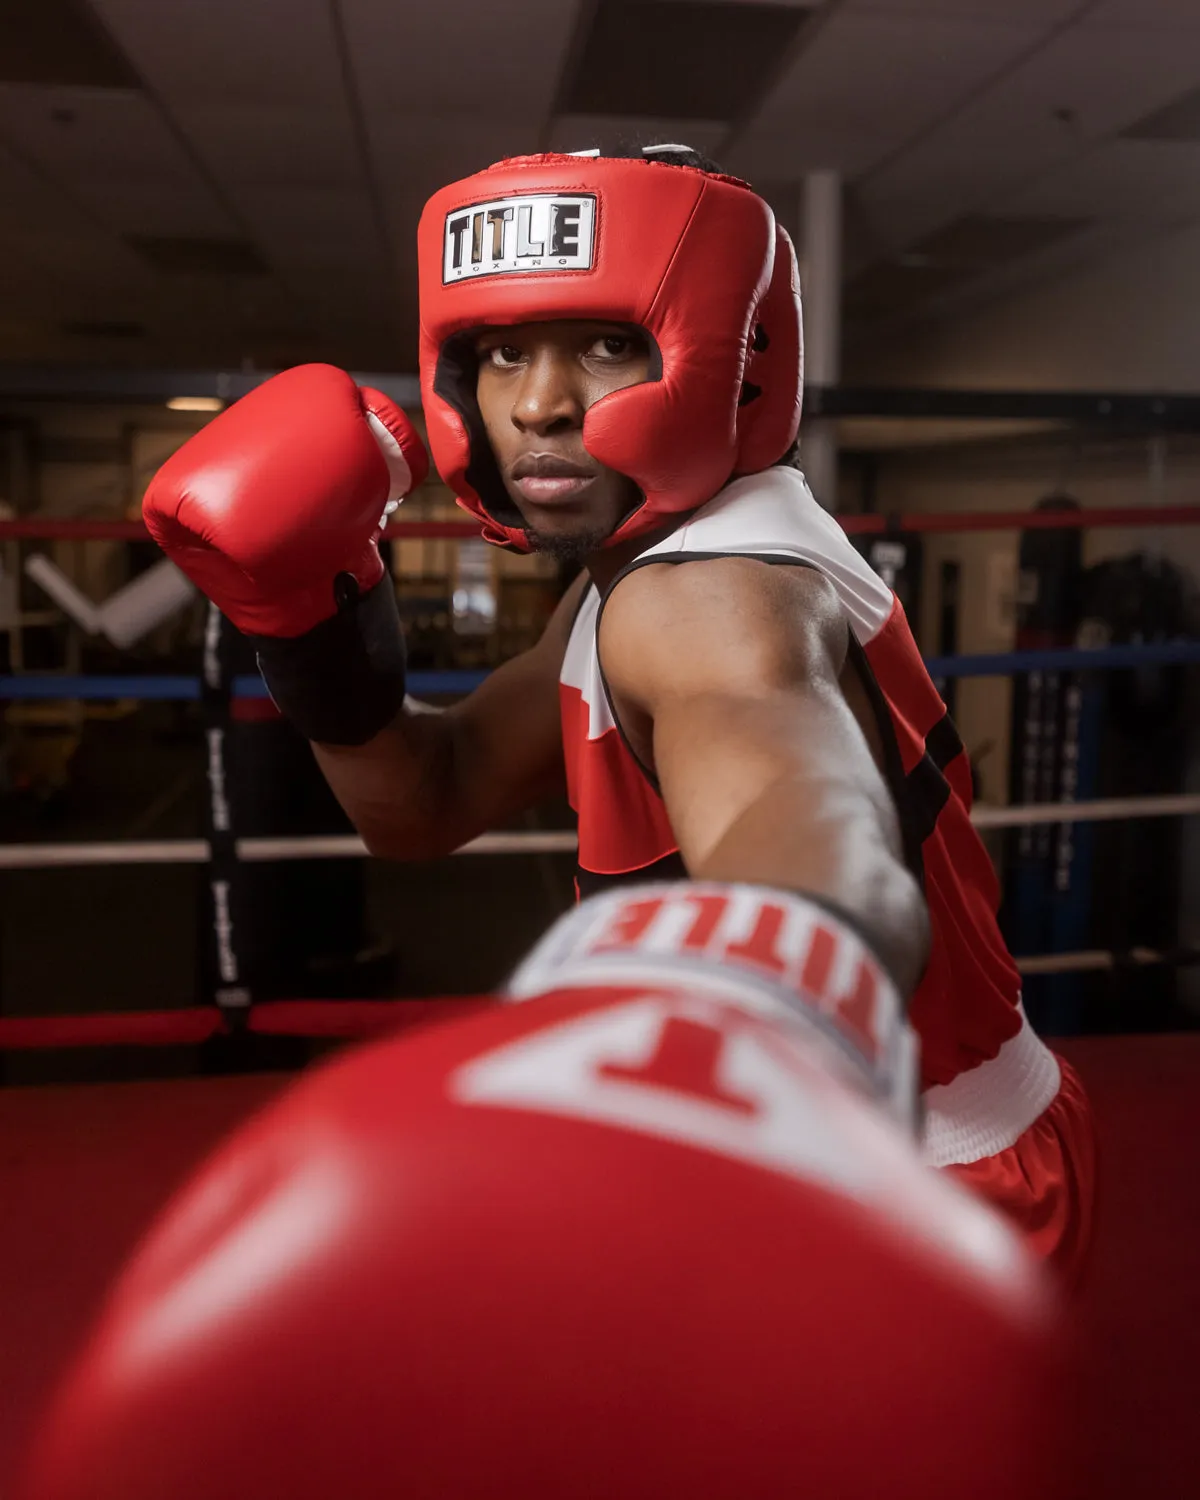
[801,170,843,510]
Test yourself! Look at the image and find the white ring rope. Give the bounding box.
[239,831,579,861]
[0,829,579,869]
[1,793,1199,871]
[970,793,1200,828]
[1015,948,1197,976]
[3,805,1197,982]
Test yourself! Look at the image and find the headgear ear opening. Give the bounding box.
[430,334,523,539]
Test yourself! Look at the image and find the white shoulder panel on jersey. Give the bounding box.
[637,467,895,644]
[559,583,615,738]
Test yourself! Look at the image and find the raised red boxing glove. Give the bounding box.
[144,363,427,743]
[17,884,1082,1500]
[145,363,425,637]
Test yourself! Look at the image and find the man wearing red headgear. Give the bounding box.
[143,145,1094,1281]
[20,883,1087,1500]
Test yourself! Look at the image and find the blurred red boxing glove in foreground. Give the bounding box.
[18,883,1083,1500]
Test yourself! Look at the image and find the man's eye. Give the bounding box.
[487,345,523,367]
[590,335,631,359]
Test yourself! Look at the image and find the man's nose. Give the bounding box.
[510,348,584,436]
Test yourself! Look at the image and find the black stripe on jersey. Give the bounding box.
[845,636,969,881]
[901,712,966,852]
[576,850,687,900]
[844,632,926,883]
[926,713,966,776]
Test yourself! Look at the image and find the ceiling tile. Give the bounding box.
[143,273,297,327]
[0,84,199,178]
[1002,139,1200,223]
[845,211,1091,325]
[884,220,1130,337]
[0,245,63,300]
[0,138,89,231]
[0,82,244,247]
[1083,0,1200,27]
[340,0,581,124]
[72,178,238,238]
[241,185,384,271]
[0,225,146,291]
[916,212,1089,264]
[651,0,816,6]
[560,1,809,120]
[843,0,1079,17]
[87,0,349,107]
[746,13,1046,141]
[173,103,362,188]
[59,316,147,340]
[1124,87,1200,143]
[860,24,1200,247]
[287,270,398,320]
[1002,27,1200,138]
[0,0,139,88]
[125,234,270,274]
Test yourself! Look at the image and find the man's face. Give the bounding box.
[474,320,651,563]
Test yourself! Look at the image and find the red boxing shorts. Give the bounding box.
[921,1005,1098,1290]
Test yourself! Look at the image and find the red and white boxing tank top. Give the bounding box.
[559,466,1023,1090]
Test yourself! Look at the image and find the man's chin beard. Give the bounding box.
[523,524,612,566]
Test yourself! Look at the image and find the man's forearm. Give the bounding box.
[312,701,477,862]
[689,776,930,996]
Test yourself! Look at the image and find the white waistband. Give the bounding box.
[920,1003,1062,1169]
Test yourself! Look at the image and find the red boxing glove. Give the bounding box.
[145,363,426,638]
[18,885,1082,1500]
[144,364,428,743]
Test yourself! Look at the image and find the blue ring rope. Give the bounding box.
[0,671,491,701]
[0,646,1197,701]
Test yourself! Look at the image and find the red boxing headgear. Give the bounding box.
[417,152,803,551]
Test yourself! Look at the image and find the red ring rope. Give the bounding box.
[0,997,484,1049]
[3,506,1200,544]
[0,1008,225,1049]
[836,505,1200,534]
[246,997,483,1039]
[0,519,482,541]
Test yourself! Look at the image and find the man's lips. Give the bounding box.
[510,454,596,505]
[514,474,595,503]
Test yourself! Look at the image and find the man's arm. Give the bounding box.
[314,573,585,861]
[599,558,929,994]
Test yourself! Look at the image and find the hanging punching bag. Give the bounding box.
[1003,495,1089,1034]
[1082,552,1194,1030]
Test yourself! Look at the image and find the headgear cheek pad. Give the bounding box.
[417,154,804,552]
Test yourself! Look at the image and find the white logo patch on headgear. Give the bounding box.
[442,194,596,283]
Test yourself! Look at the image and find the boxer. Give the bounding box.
[143,146,1095,1279]
[19,883,1085,1499]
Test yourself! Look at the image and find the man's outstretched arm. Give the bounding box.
[599,557,929,994]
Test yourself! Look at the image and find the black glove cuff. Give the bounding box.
[249,575,407,746]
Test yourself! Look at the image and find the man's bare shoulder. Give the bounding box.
[601,556,846,698]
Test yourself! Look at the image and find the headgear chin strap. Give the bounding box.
[418,152,803,552]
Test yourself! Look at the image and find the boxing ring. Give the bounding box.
[2,491,1200,1494]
